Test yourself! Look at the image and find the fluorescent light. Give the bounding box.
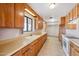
[49,3,55,9]
[25,9,35,16]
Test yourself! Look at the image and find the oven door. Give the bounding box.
[63,37,69,56]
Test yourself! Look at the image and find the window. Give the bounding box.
[23,16,32,32]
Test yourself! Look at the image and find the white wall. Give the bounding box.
[0,29,21,40]
[47,24,59,37]
[46,18,59,37]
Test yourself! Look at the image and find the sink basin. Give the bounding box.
[24,35,38,39]
[23,35,39,41]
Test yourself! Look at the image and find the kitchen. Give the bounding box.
[0,3,79,56]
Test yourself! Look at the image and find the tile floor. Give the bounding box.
[38,36,65,56]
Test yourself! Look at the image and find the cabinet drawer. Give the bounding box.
[70,42,79,52]
[71,48,79,56]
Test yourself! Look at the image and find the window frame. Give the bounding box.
[23,16,33,32]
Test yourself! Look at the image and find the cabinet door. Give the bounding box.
[39,20,43,29]
[21,44,30,56]
[30,41,38,55]
[72,6,77,19]
[60,17,66,25]
[70,42,79,56]
[65,15,69,24]
[0,3,14,28]
[35,17,39,30]
[0,4,5,27]
[77,4,79,17]
[14,3,25,28]
[70,47,79,56]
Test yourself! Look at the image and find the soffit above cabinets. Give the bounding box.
[28,3,76,20]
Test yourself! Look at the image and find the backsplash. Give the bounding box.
[0,29,21,40]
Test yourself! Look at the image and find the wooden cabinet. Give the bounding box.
[30,42,39,55]
[0,4,5,27]
[72,6,77,19]
[0,3,14,28]
[12,34,47,56]
[0,3,25,28]
[70,42,79,56]
[65,4,78,29]
[4,4,15,28]
[14,3,24,28]
[77,4,79,17]
[34,16,43,30]
[38,19,43,29]
[60,16,66,26]
[69,11,72,20]
[68,13,70,21]
[65,15,69,24]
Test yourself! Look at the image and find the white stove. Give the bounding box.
[62,35,70,56]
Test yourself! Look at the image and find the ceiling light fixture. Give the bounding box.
[25,9,36,16]
[49,3,56,9]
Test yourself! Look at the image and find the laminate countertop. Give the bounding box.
[0,32,47,56]
[70,38,79,47]
[66,36,79,47]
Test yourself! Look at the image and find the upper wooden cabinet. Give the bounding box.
[63,4,79,29]
[65,15,69,24]
[0,3,25,28]
[60,16,66,26]
[0,4,5,27]
[38,17,43,29]
[34,16,43,30]
[76,4,79,17]
[14,3,25,28]
[72,4,79,19]
[0,3,14,28]
[66,4,79,22]
[72,6,77,19]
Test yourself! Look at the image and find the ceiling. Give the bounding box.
[28,3,76,21]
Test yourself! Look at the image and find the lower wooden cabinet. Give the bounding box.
[12,34,47,56]
[70,42,79,56]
